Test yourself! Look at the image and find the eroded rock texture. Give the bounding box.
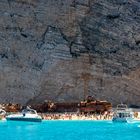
[0,0,140,106]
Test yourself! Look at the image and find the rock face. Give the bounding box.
[0,0,140,106]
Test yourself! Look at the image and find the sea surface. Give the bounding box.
[0,120,140,140]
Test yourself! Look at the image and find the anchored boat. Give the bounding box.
[6,106,42,122]
[112,104,134,123]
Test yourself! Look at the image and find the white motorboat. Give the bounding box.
[112,104,134,123]
[6,107,42,122]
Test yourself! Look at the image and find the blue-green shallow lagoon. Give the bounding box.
[0,120,140,140]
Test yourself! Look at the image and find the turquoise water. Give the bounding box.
[0,120,140,140]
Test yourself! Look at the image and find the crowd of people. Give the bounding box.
[40,112,114,120]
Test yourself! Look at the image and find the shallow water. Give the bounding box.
[0,120,140,140]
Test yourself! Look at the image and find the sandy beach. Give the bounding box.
[40,112,113,121]
[40,110,140,121]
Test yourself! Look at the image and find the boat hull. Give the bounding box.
[6,117,42,122]
[112,117,133,123]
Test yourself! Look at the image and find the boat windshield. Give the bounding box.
[22,108,37,114]
[117,104,128,110]
[0,109,6,115]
